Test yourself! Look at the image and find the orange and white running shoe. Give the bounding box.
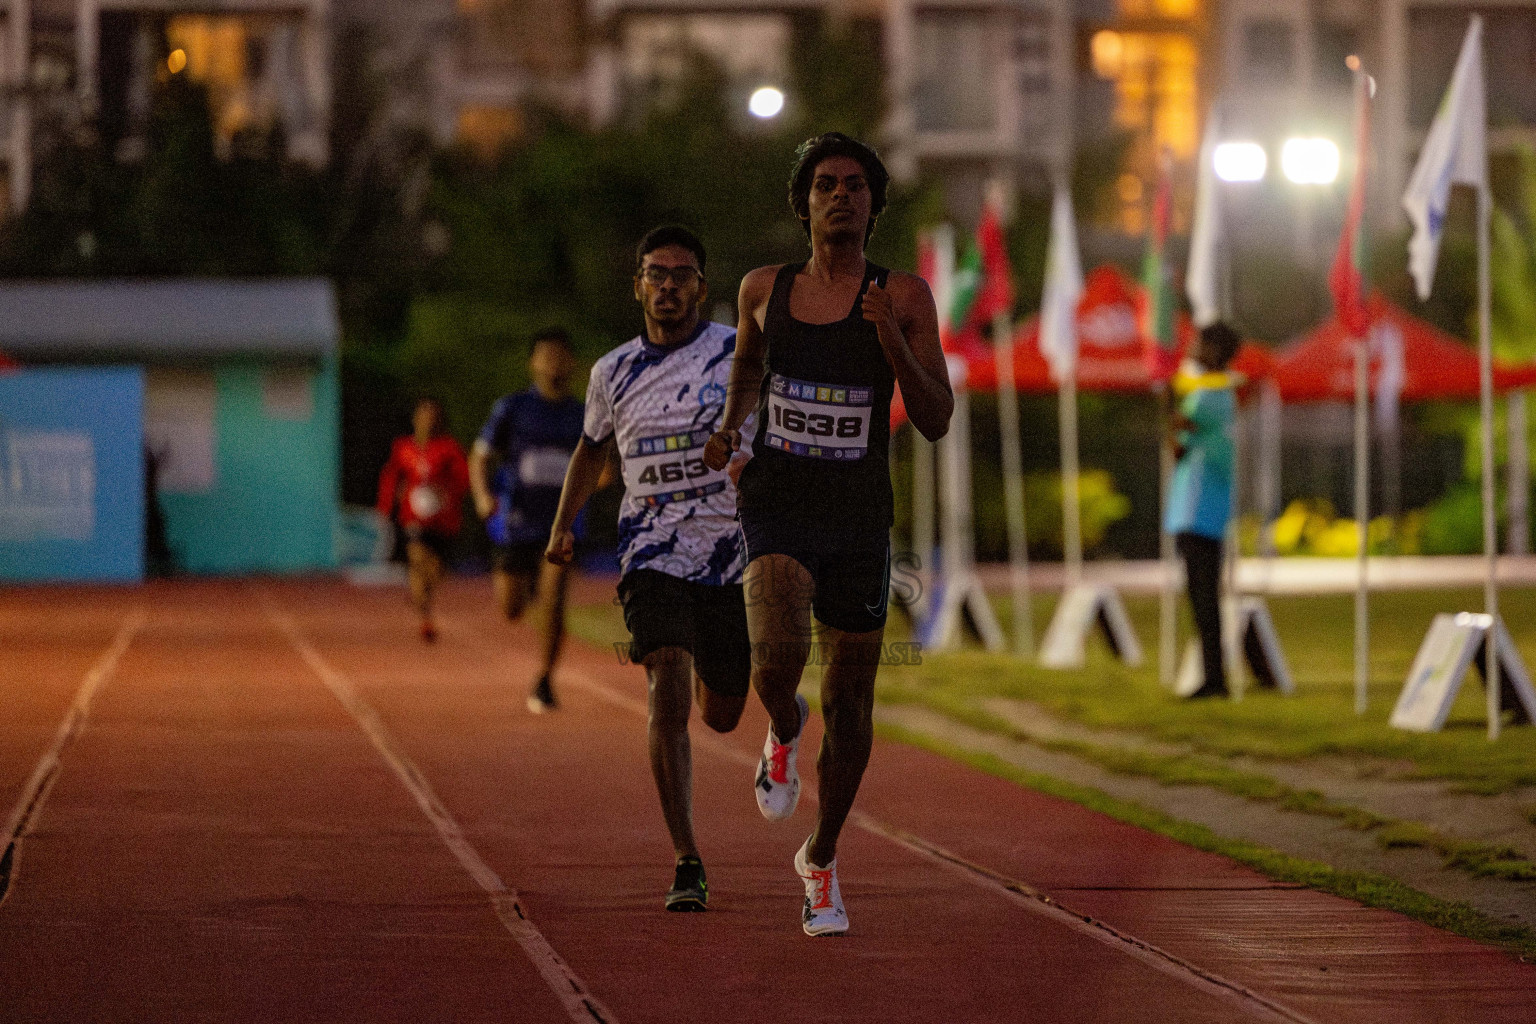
[754,693,808,821]
[794,835,848,937]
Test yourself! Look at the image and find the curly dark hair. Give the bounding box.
[635,224,707,274]
[787,133,890,243]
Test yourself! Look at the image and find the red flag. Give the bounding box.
[972,201,1014,325]
[1330,68,1372,338]
[1139,156,1179,382]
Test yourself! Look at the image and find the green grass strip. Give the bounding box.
[894,685,1536,883]
[876,720,1536,960]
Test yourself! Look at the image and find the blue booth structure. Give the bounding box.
[0,279,341,579]
[0,367,146,582]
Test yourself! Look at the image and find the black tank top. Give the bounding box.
[738,260,895,539]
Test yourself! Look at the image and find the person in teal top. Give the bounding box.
[1165,322,1242,698]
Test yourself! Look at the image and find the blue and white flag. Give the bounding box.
[1402,15,1486,300]
[1186,109,1223,328]
[1039,186,1084,382]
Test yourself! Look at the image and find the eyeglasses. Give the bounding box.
[640,265,701,287]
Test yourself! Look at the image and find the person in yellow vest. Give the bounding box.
[1166,322,1242,699]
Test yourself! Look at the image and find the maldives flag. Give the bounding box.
[1139,160,1179,382]
[1330,68,1373,337]
[949,201,1015,334]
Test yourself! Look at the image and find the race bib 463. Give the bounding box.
[765,374,871,461]
[624,429,727,507]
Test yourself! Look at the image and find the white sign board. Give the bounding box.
[1173,597,1293,698]
[0,429,95,541]
[1392,614,1536,732]
[145,369,216,494]
[920,571,1006,653]
[1040,584,1144,669]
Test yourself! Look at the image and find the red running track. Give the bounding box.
[0,577,1532,1023]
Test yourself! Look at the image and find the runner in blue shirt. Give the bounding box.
[470,328,588,713]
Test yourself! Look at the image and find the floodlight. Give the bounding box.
[1213,141,1266,182]
[749,87,785,119]
[1281,137,1340,185]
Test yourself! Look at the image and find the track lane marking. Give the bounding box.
[369,594,1314,1024]
[549,665,1317,1024]
[1,609,146,905]
[265,602,617,1024]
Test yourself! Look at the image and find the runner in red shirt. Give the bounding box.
[377,397,470,642]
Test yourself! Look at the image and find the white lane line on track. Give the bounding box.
[1,609,146,905]
[265,604,618,1024]
[543,664,1319,1024]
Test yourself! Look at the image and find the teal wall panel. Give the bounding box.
[160,358,339,573]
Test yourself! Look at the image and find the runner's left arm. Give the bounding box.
[863,271,953,441]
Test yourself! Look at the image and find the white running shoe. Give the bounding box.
[754,693,808,821]
[794,835,848,937]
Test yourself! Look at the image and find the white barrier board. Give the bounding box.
[1392,614,1536,732]
[1173,597,1293,698]
[1040,584,1144,669]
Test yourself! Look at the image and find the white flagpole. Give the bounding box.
[1159,401,1178,689]
[1059,363,1082,588]
[995,305,1034,656]
[1480,183,1501,740]
[1354,327,1371,715]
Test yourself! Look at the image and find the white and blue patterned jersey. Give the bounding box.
[583,321,751,585]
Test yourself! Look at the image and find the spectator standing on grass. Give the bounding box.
[1166,321,1242,699]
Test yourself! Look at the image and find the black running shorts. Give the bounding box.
[492,541,545,577]
[404,524,454,562]
[740,517,891,635]
[617,569,752,698]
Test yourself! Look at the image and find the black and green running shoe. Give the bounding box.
[665,856,708,912]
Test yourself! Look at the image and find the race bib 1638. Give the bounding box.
[764,374,871,461]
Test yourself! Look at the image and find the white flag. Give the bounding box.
[1186,109,1222,328]
[1402,15,1487,300]
[1039,186,1084,382]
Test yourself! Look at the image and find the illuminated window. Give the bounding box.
[456,105,524,159]
[1093,16,1198,234]
[165,16,304,149]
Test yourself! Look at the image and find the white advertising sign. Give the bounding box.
[1040,584,1144,669]
[1392,614,1536,732]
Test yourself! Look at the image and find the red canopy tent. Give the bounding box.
[1273,292,1536,403]
[892,266,1275,426]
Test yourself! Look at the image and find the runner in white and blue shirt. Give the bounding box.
[545,226,754,913]
[582,318,749,585]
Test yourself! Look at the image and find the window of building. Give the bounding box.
[621,14,789,101]
[913,12,999,133]
[1410,9,1536,129]
[1242,21,1296,85]
[1314,23,1358,91]
[165,15,306,152]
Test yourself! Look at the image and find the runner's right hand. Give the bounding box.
[703,429,740,472]
[473,492,496,520]
[546,529,575,566]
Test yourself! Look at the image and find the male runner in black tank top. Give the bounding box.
[703,133,953,936]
